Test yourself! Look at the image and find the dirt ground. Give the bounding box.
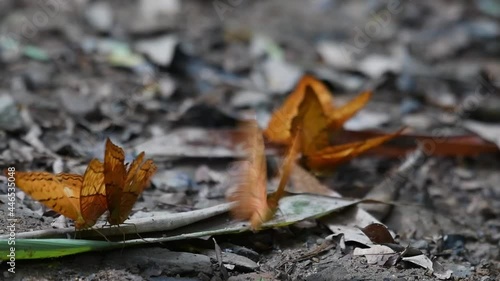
[0,0,500,280]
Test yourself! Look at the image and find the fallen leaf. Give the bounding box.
[3,194,365,243]
[433,259,453,280]
[401,254,433,271]
[330,225,373,246]
[353,245,397,265]
[361,223,396,244]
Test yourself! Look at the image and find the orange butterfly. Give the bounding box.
[265,75,372,146]
[228,120,300,230]
[7,159,107,229]
[264,75,402,172]
[103,138,157,225]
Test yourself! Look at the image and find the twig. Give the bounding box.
[360,148,427,220]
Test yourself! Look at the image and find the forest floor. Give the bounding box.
[0,0,499,280]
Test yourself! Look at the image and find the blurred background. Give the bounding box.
[1,0,499,160]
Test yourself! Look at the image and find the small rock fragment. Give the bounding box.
[0,94,23,131]
[85,2,113,32]
[201,249,259,271]
[136,35,178,66]
[157,192,186,205]
[262,58,303,94]
[105,248,213,277]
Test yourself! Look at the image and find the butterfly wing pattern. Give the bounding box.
[265,74,402,172]
[79,159,108,228]
[8,138,156,229]
[10,161,107,229]
[229,120,299,230]
[229,121,271,230]
[104,138,157,225]
[13,170,84,227]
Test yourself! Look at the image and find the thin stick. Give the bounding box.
[360,148,427,220]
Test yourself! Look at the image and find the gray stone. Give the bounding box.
[105,248,213,277]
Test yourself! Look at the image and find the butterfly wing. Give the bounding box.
[307,128,404,171]
[264,75,336,145]
[229,120,270,230]
[80,159,107,228]
[293,85,331,156]
[327,91,372,131]
[104,138,127,224]
[110,155,157,225]
[268,127,301,209]
[11,170,84,227]
[125,152,145,185]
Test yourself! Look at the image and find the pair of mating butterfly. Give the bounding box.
[229,75,402,230]
[10,138,157,229]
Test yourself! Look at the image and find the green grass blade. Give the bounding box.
[0,239,120,260]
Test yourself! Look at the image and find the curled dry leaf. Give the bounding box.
[7,159,107,229]
[104,138,157,225]
[264,74,401,172]
[228,120,300,231]
[361,223,396,244]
